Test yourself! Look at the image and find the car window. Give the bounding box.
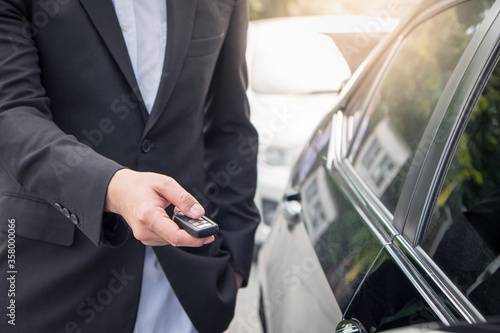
[422,58,500,317]
[348,0,494,214]
[346,248,441,332]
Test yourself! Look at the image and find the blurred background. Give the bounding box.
[227,1,420,332]
[246,0,417,257]
[249,0,415,20]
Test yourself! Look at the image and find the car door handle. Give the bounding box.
[283,192,302,226]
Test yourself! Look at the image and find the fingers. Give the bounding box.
[154,177,205,219]
[133,227,215,247]
[235,272,244,289]
[133,207,214,247]
[105,169,212,247]
[149,214,214,247]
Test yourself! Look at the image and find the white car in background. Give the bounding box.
[246,16,398,252]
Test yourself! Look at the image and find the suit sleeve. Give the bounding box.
[203,0,261,286]
[0,0,126,246]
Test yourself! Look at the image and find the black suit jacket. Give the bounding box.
[0,0,260,332]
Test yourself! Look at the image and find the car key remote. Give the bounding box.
[173,211,219,238]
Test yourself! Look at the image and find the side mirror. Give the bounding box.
[283,192,302,229]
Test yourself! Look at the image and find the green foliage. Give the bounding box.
[355,1,490,211]
[249,0,264,20]
[248,0,416,21]
[455,62,500,209]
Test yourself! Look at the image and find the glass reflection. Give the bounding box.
[302,167,383,311]
[346,248,440,332]
[424,58,500,317]
[349,0,494,213]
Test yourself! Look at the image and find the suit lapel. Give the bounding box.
[78,0,198,133]
[142,0,199,139]
[79,0,148,119]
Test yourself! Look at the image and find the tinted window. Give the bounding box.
[347,249,440,331]
[423,58,500,317]
[300,163,384,312]
[349,1,493,213]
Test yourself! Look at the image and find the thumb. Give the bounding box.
[157,177,205,218]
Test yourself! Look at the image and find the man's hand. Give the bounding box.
[105,169,214,247]
[235,272,244,289]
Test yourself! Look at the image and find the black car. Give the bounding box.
[257,0,500,332]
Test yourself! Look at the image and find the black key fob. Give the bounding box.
[173,211,219,238]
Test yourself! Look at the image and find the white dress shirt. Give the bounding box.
[111,1,197,332]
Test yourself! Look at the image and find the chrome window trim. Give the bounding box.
[326,26,405,240]
[335,1,476,236]
[329,111,469,326]
[412,245,487,323]
[405,14,500,325]
[324,1,500,328]
[385,241,461,326]
[340,160,398,240]
[327,111,397,244]
[415,25,500,246]
[336,0,500,238]
[404,0,500,245]
[326,111,343,171]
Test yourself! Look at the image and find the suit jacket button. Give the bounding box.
[70,214,80,226]
[55,203,63,211]
[141,139,152,153]
[62,208,71,219]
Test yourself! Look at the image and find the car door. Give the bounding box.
[340,1,500,331]
[397,5,500,326]
[257,0,499,332]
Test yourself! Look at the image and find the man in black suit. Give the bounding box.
[0,0,260,332]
